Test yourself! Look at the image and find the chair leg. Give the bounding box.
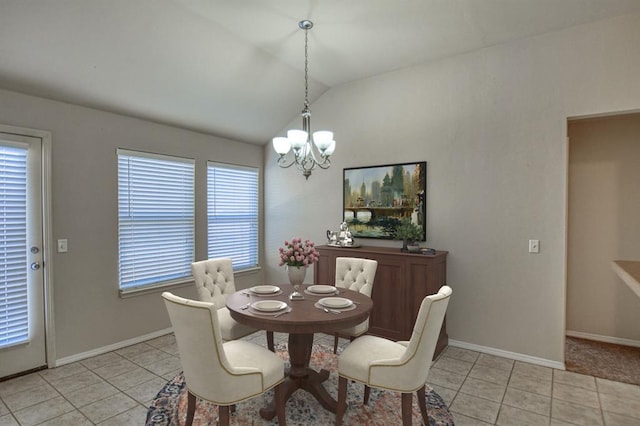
[186,391,196,426]
[267,331,275,352]
[336,376,348,426]
[219,404,230,426]
[274,382,287,425]
[417,385,429,425]
[333,334,339,354]
[401,392,412,426]
[363,385,371,405]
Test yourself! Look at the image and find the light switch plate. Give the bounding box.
[528,239,539,253]
[57,239,68,253]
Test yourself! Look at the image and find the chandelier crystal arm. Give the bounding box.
[271,19,336,180]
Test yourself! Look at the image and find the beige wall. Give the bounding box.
[567,113,640,342]
[265,13,640,363]
[0,88,266,360]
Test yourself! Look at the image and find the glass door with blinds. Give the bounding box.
[0,131,46,378]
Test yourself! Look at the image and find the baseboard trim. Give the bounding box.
[448,339,565,370]
[55,327,174,367]
[566,330,640,348]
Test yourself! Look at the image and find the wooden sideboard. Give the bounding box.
[313,245,449,358]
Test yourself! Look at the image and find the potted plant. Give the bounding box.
[393,218,423,252]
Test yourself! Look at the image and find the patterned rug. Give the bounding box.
[146,343,453,425]
[566,336,640,386]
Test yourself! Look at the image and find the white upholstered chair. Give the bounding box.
[332,257,378,353]
[162,292,286,426]
[191,258,274,351]
[335,285,452,426]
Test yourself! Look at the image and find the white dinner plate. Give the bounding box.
[250,285,280,294]
[250,300,287,312]
[318,297,353,309]
[307,285,336,294]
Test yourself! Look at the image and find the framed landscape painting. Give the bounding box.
[343,161,426,240]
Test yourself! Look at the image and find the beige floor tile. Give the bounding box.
[513,361,553,381]
[599,392,640,420]
[144,355,182,376]
[0,373,47,398]
[551,398,604,426]
[80,352,125,370]
[47,370,104,394]
[78,392,138,423]
[12,396,75,426]
[502,387,551,416]
[427,367,467,391]
[430,384,457,407]
[91,358,139,379]
[434,356,475,375]
[0,400,9,416]
[552,381,599,408]
[460,377,507,403]
[553,369,596,391]
[469,364,512,386]
[98,404,148,425]
[602,410,640,426]
[127,348,172,367]
[123,377,167,403]
[0,414,19,426]
[496,404,550,426]
[63,381,120,408]
[38,362,88,382]
[476,353,515,372]
[509,373,552,397]
[2,382,58,412]
[444,346,480,363]
[115,342,155,359]
[451,412,494,425]
[37,410,93,425]
[450,392,501,424]
[107,367,158,391]
[596,378,640,401]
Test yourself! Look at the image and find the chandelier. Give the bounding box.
[272,20,335,180]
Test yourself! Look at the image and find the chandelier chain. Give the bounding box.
[304,27,309,110]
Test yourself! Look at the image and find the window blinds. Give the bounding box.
[0,144,28,348]
[207,163,259,270]
[117,149,195,290]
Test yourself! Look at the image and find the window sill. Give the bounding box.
[119,278,194,298]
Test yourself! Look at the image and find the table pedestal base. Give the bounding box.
[259,333,337,420]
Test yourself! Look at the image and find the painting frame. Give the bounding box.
[343,161,426,240]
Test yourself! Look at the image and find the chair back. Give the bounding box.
[400,286,452,387]
[191,258,236,309]
[368,286,451,391]
[162,292,263,405]
[335,257,378,296]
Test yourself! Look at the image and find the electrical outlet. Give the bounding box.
[528,239,539,253]
[57,239,68,253]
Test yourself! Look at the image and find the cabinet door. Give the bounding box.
[368,256,406,341]
[314,252,336,285]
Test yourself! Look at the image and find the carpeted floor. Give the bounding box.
[565,336,640,386]
[146,343,453,425]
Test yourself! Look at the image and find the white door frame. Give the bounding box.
[0,123,55,368]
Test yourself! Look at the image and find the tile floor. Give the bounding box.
[1,332,639,425]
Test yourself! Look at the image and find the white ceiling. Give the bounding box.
[2,0,640,144]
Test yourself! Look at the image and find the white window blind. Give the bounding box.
[207,162,259,271]
[117,149,195,291]
[0,144,28,348]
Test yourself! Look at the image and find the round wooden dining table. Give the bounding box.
[227,283,373,420]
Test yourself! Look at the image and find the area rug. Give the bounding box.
[146,343,453,425]
[566,336,640,386]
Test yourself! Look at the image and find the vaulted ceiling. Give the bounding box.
[1,0,639,144]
